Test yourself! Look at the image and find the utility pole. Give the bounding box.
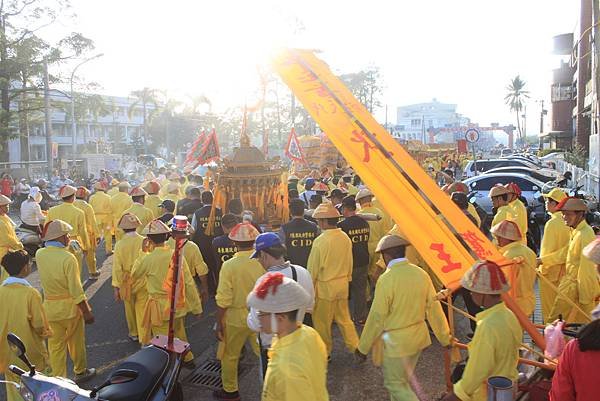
[539,99,546,134]
[43,58,53,179]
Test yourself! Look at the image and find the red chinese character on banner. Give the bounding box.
[461,231,493,259]
[430,243,462,273]
[350,130,377,162]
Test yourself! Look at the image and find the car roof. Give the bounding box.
[463,172,545,186]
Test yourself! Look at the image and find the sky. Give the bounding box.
[48,0,579,141]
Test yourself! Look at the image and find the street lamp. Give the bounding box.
[71,53,103,164]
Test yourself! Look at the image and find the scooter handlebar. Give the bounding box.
[9,365,26,376]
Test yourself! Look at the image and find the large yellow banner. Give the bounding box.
[273,49,503,289]
[273,49,545,348]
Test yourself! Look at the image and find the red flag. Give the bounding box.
[197,128,220,165]
[284,128,306,164]
[185,131,206,165]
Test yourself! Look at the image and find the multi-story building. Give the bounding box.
[389,99,471,144]
[7,90,156,163]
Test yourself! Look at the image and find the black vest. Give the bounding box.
[281,218,319,268]
[192,205,223,241]
[338,215,370,267]
[212,235,238,269]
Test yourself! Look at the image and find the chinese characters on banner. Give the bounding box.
[272,49,504,290]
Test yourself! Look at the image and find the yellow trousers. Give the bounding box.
[133,292,149,344]
[48,317,87,377]
[151,317,194,363]
[539,274,561,323]
[383,351,421,401]
[221,324,259,392]
[4,369,20,401]
[548,280,595,323]
[313,298,359,355]
[96,215,113,253]
[85,245,97,275]
[123,298,138,337]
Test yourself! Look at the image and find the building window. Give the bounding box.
[551,84,573,101]
[411,119,421,127]
[397,125,405,131]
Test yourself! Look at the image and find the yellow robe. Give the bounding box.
[139,245,202,340]
[89,191,114,252]
[122,202,154,235]
[491,204,526,245]
[262,325,329,401]
[35,244,88,377]
[46,202,89,251]
[307,228,358,354]
[539,212,571,322]
[0,214,23,282]
[215,250,264,392]
[167,238,208,278]
[454,303,521,401]
[74,199,99,274]
[358,260,451,357]
[110,192,133,238]
[113,232,145,337]
[549,220,600,322]
[499,241,538,317]
[145,194,163,218]
[0,281,51,401]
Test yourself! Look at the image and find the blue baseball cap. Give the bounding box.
[305,178,315,186]
[250,232,282,258]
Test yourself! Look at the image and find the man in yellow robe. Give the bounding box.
[0,250,51,401]
[442,261,521,401]
[110,181,133,241]
[138,219,202,365]
[356,235,451,401]
[75,187,99,278]
[307,202,359,357]
[46,185,89,274]
[89,181,114,254]
[548,197,600,322]
[214,222,264,401]
[112,213,145,341]
[247,273,328,401]
[36,220,96,382]
[121,186,154,235]
[538,188,570,322]
[490,220,537,317]
[0,194,23,282]
[143,181,162,218]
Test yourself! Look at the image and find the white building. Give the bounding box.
[390,99,470,143]
[7,90,156,163]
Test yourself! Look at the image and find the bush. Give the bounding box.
[564,144,587,169]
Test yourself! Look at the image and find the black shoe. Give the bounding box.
[213,389,240,400]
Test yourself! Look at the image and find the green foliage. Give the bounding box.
[538,148,565,157]
[0,0,95,159]
[564,143,587,169]
[339,67,384,113]
[504,75,529,140]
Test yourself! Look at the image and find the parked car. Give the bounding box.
[500,148,513,157]
[484,166,559,182]
[463,158,549,178]
[463,173,546,219]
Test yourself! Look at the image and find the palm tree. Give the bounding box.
[504,75,529,142]
[129,87,160,154]
[187,94,212,115]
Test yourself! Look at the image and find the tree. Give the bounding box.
[129,87,160,154]
[504,75,529,141]
[340,67,384,113]
[0,0,95,162]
